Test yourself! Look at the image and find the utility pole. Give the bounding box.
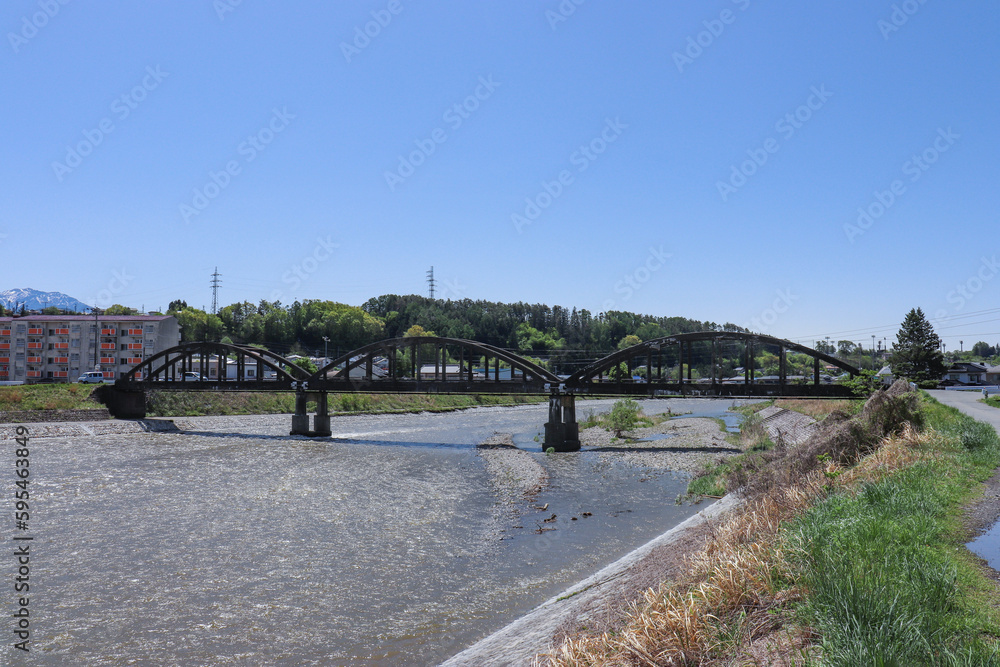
[91,307,101,371]
[210,267,222,315]
[426,266,436,299]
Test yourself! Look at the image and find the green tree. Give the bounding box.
[889,308,945,386]
[292,357,317,374]
[606,398,640,437]
[843,369,883,397]
[105,304,139,316]
[167,299,188,313]
[174,307,225,342]
[404,324,435,338]
[618,334,642,350]
[972,341,995,358]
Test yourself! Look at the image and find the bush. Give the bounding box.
[606,397,641,437]
[728,380,921,498]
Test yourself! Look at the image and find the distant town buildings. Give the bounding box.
[0,315,180,383]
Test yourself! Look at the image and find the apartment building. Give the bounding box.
[0,315,180,383]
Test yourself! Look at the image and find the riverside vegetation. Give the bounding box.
[0,384,542,418]
[545,383,1000,665]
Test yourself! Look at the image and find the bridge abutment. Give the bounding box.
[544,393,580,452]
[101,387,147,419]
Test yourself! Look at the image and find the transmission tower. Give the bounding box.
[210,267,222,314]
[426,266,436,299]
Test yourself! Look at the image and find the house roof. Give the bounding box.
[0,315,172,322]
[946,362,987,372]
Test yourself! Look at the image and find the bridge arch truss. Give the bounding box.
[565,331,860,397]
[307,336,561,393]
[116,342,310,390]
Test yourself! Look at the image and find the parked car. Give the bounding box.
[181,372,204,381]
[77,372,106,384]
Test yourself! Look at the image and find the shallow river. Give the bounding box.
[11,398,745,665]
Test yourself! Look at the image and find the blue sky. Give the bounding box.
[3,1,998,352]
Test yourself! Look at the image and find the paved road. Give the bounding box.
[926,389,1000,432]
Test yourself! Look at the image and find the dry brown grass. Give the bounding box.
[545,476,826,666]
[542,383,927,667]
[774,398,855,420]
[736,413,769,451]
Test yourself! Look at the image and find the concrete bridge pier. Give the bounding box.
[313,392,331,437]
[291,389,310,435]
[544,392,580,452]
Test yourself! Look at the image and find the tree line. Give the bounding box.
[156,295,745,373]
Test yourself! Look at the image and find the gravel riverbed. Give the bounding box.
[582,416,742,474]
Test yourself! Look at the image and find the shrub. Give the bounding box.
[606,397,641,437]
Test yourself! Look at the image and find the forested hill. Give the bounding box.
[171,294,746,372]
[360,294,745,355]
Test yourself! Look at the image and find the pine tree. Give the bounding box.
[889,308,945,385]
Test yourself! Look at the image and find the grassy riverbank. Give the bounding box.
[547,385,1000,665]
[144,390,543,417]
[0,383,544,418]
[0,383,98,411]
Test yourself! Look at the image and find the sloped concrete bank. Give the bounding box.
[441,494,743,667]
[0,417,179,439]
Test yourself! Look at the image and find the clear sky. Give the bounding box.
[3,1,998,352]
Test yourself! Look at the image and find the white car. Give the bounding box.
[78,371,106,384]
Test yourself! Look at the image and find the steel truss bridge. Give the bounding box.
[108,332,860,451]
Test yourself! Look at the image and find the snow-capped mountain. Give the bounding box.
[0,288,90,313]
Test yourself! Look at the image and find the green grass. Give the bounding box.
[784,393,1000,665]
[144,391,543,417]
[0,383,100,411]
[0,383,544,418]
[686,411,776,498]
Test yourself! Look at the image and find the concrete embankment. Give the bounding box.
[441,494,743,666]
[444,406,816,666]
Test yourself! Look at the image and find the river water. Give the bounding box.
[11,398,744,665]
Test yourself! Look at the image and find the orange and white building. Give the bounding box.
[0,315,180,383]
